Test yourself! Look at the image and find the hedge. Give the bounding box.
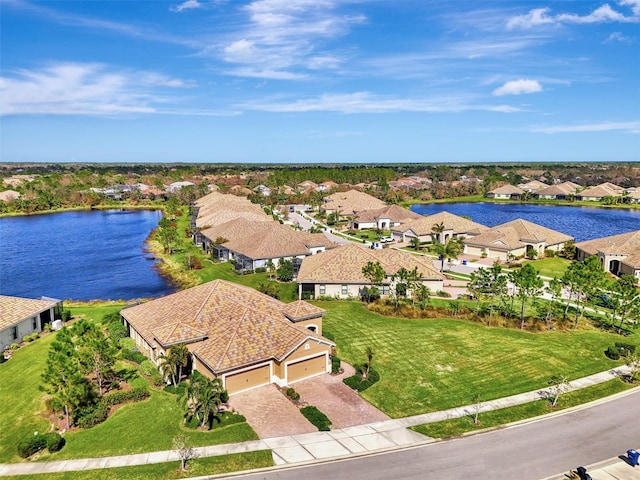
[300,406,332,431]
[17,433,65,458]
[122,349,147,364]
[343,366,380,392]
[75,387,149,428]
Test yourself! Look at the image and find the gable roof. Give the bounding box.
[394,211,488,236]
[0,296,61,331]
[121,280,332,373]
[222,222,337,260]
[464,218,573,250]
[354,204,422,224]
[322,189,387,214]
[297,243,445,284]
[488,184,525,195]
[575,230,640,257]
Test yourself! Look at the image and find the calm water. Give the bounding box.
[410,203,640,242]
[0,210,175,301]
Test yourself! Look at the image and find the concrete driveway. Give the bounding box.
[227,363,390,438]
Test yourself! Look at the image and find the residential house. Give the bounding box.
[0,295,62,351]
[575,230,640,279]
[321,190,387,216]
[167,181,196,193]
[316,181,338,192]
[535,181,581,200]
[297,243,445,300]
[121,280,334,395]
[624,191,640,204]
[485,184,525,199]
[297,180,318,192]
[463,219,574,260]
[518,180,547,192]
[252,184,272,197]
[576,182,625,201]
[392,211,488,244]
[351,204,422,230]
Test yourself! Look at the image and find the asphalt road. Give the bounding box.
[219,389,640,480]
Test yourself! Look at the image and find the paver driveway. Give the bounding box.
[227,363,389,438]
[293,362,390,429]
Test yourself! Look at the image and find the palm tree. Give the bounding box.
[432,237,464,272]
[431,222,445,244]
[362,347,374,379]
[410,237,421,251]
[181,373,225,429]
[171,343,190,384]
[265,259,275,280]
[158,351,178,386]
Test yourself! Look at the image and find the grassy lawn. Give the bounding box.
[0,306,259,464]
[320,301,638,418]
[411,378,634,438]
[1,451,273,480]
[523,257,572,278]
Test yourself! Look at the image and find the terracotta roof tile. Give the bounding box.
[322,190,386,214]
[394,211,488,236]
[465,219,573,250]
[575,230,640,256]
[488,184,525,195]
[354,204,422,224]
[0,296,60,330]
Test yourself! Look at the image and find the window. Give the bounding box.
[32,317,37,330]
[319,284,326,295]
[381,285,390,295]
[11,326,18,340]
[341,285,349,296]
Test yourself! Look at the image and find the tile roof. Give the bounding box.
[322,190,387,214]
[222,223,338,260]
[200,217,271,244]
[488,184,525,195]
[0,296,60,330]
[536,182,580,197]
[282,301,326,321]
[0,190,20,202]
[194,192,269,228]
[121,280,332,373]
[578,183,624,199]
[354,204,422,224]
[518,180,547,191]
[464,219,574,250]
[297,243,445,284]
[575,230,640,257]
[394,211,488,236]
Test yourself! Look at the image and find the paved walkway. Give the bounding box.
[0,366,634,477]
[543,455,640,480]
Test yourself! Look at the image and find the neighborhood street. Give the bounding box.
[220,388,640,480]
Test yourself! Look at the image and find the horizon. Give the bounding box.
[1,1,639,164]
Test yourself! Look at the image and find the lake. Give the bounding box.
[0,210,175,301]
[410,203,640,242]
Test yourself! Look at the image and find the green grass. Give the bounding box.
[523,257,572,278]
[411,378,634,438]
[1,450,273,480]
[0,306,259,464]
[320,301,638,418]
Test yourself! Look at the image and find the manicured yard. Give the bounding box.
[522,257,572,278]
[0,306,259,464]
[0,451,273,480]
[411,378,633,438]
[320,301,638,418]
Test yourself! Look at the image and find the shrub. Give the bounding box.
[605,345,620,360]
[254,267,267,273]
[343,366,380,392]
[140,360,158,377]
[615,343,636,357]
[164,383,187,395]
[118,337,136,351]
[24,333,39,342]
[108,322,128,343]
[0,355,6,364]
[45,433,65,453]
[122,349,147,364]
[102,387,150,407]
[75,403,109,429]
[300,406,332,431]
[151,372,165,387]
[544,249,555,258]
[17,434,48,458]
[61,310,72,322]
[285,387,300,401]
[436,290,452,298]
[331,356,341,374]
[10,343,19,351]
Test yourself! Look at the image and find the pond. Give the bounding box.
[0,210,176,301]
[410,203,640,242]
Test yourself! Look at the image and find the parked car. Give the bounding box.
[380,236,394,243]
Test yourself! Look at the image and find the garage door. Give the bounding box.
[287,355,326,383]
[225,364,270,394]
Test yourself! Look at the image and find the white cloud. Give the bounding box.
[603,31,633,43]
[213,0,365,79]
[507,3,639,29]
[0,62,194,116]
[239,91,522,114]
[492,79,543,96]
[532,121,640,133]
[170,0,203,13]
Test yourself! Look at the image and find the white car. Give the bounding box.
[380,236,395,243]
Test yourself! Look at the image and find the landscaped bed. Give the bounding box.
[320,301,639,418]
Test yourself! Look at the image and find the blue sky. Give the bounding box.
[1,0,639,164]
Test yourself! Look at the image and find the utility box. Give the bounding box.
[51,319,63,331]
[627,449,639,466]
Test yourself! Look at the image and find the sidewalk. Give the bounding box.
[543,454,640,480]
[0,366,635,477]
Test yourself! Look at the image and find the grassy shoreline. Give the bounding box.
[404,195,640,210]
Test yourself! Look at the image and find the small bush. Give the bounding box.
[17,434,48,458]
[343,366,380,392]
[140,360,158,377]
[544,249,555,258]
[122,349,147,364]
[102,387,149,407]
[300,406,332,431]
[75,403,109,429]
[10,343,19,351]
[61,310,72,322]
[24,333,39,342]
[151,372,165,387]
[436,290,452,298]
[45,433,65,453]
[615,342,636,357]
[605,345,620,360]
[285,387,300,401]
[164,383,187,395]
[254,267,267,273]
[331,356,341,374]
